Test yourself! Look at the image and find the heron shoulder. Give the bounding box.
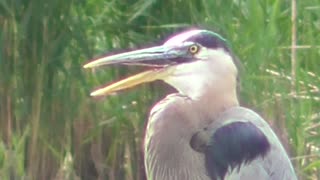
[190,106,297,180]
[204,120,271,179]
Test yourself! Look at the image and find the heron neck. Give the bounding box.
[193,85,239,118]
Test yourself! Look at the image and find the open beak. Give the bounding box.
[83,44,191,96]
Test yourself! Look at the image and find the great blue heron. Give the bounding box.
[84,29,297,180]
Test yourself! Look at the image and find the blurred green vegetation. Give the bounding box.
[0,0,319,179]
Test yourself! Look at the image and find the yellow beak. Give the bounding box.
[89,68,173,96]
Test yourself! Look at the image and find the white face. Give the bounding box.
[162,33,238,100]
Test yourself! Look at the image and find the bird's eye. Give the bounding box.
[189,45,200,54]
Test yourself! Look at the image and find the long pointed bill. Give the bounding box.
[83,44,191,96]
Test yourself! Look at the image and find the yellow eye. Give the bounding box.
[189,45,199,54]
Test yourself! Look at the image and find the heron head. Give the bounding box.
[84,29,239,99]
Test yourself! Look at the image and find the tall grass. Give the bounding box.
[0,0,319,179]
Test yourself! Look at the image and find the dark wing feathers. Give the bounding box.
[191,121,271,180]
[207,121,270,179]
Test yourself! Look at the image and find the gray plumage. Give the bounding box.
[145,94,297,180]
[84,29,298,180]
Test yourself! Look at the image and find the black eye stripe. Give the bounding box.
[185,31,228,51]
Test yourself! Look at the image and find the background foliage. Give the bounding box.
[0,0,319,179]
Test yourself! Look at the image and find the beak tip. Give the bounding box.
[90,91,100,97]
[83,63,92,69]
[90,88,109,97]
